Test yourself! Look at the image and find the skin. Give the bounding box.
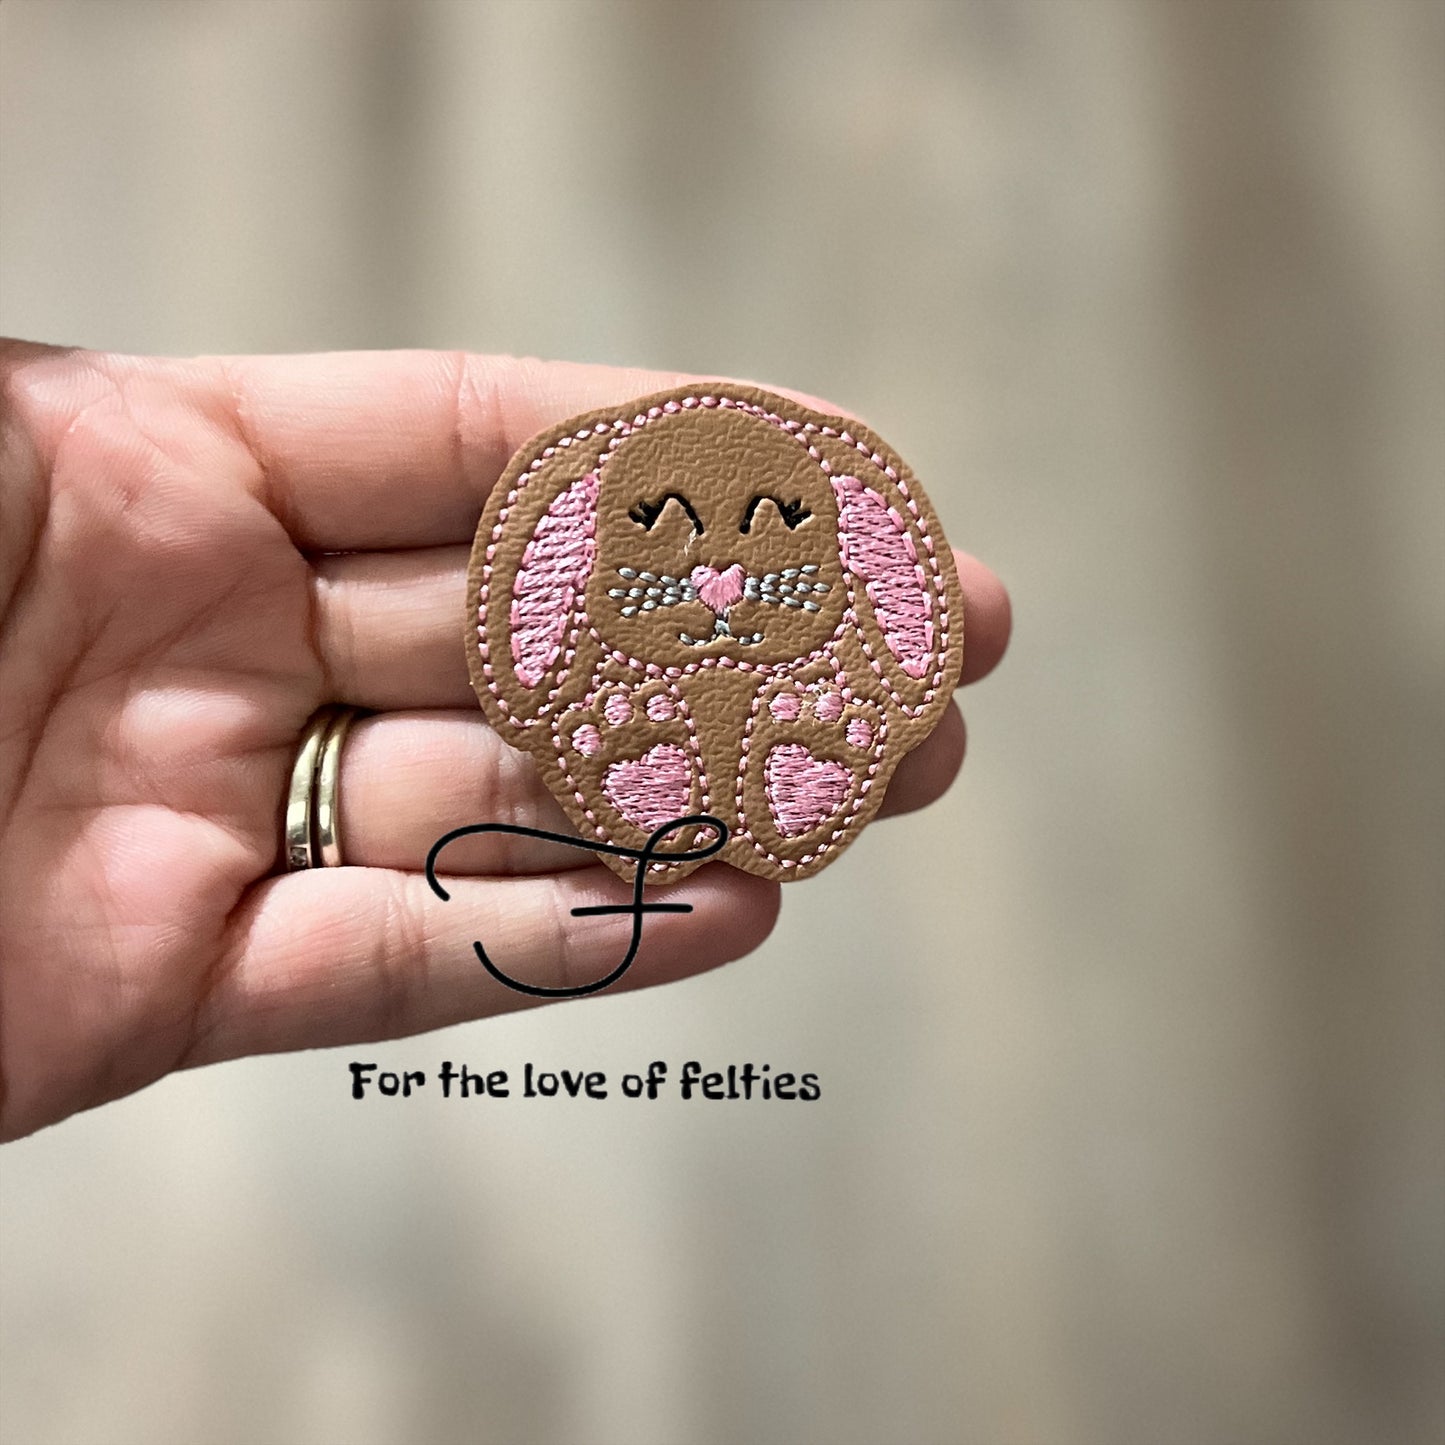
[0,343,1011,1141]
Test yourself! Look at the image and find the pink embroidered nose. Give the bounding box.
[690,563,746,614]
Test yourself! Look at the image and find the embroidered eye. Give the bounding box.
[740,495,811,534]
[628,492,704,534]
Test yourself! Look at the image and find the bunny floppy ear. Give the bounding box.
[471,459,606,731]
[510,470,598,687]
[831,467,960,719]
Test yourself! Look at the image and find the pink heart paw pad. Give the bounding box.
[764,745,852,837]
[603,743,694,832]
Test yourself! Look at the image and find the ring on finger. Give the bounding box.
[285,705,366,870]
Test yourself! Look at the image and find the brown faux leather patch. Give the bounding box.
[466,384,964,885]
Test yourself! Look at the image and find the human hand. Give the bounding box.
[0,344,1010,1139]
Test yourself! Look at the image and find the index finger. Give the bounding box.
[218,350,686,551]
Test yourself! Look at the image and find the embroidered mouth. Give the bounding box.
[678,627,767,648]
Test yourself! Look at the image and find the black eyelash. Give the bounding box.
[739,495,812,534]
[629,492,704,534]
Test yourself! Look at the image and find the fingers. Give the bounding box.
[312,546,474,709]
[338,711,591,875]
[956,550,1011,683]
[221,351,697,551]
[312,545,1010,710]
[185,863,781,1065]
[876,702,966,819]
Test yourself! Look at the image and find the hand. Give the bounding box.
[0,344,1010,1140]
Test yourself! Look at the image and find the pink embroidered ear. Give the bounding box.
[509,471,599,688]
[833,474,935,679]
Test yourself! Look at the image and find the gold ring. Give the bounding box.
[285,706,362,870]
[314,707,361,869]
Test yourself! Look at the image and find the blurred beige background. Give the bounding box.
[1,2,1441,1443]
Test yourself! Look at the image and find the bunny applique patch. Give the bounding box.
[466,384,965,885]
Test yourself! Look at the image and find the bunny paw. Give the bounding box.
[738,677,886,864]
[556,681,710,870]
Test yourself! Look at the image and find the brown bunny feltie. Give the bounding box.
[466,383,964,886]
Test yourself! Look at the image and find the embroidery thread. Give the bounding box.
[467,384,965,886]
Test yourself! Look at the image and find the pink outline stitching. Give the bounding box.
[478,394,952,870]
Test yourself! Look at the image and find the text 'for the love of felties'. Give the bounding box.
[349,1060,821,1101]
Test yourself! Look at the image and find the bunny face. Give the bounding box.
[586,408,847,669]
[468,384,965,886]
